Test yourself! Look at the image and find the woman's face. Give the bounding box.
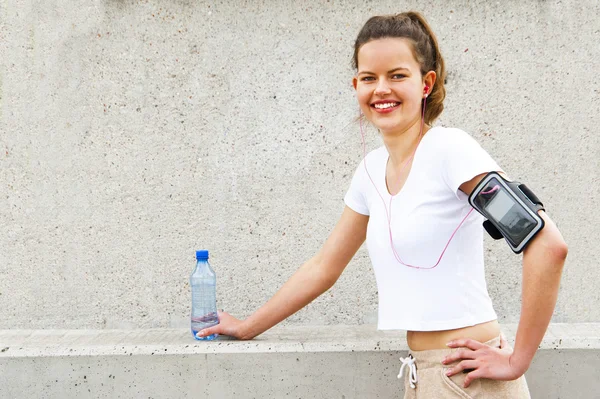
[353,38,430,136]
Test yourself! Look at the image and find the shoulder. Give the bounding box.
[426,126,474,145]
[426,126,486,157]
[348,146,387,187]
[354,145,387,172]
[364,145,388,162]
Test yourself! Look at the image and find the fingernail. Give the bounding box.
[197,330,205,337]
[446,341,454,346]
[446,371,452,376]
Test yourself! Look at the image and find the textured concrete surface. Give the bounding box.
[0,0,598,330]
[1,324,599,398]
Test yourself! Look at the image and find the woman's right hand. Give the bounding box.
[196,310,250,340]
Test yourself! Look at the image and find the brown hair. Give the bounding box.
[352,12,446,124]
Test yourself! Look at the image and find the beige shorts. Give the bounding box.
[400,335,531,398]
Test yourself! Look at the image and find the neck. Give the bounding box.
[382,118,429,168]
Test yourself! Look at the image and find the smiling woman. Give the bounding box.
[196,10,567,399]
[353,38,433,137]
[352,13,445,127]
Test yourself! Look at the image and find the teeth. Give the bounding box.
[374,102,399,109]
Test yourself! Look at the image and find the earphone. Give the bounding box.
[359,88,475,269]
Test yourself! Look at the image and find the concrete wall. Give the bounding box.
[0,0,598,329]
[2,324,600,398]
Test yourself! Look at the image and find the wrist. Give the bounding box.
[509,352,531,377]
[238,319,257,340]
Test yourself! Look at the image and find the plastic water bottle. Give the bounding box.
[190,250,219,340]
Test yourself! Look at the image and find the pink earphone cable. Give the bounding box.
[359,94,474,269]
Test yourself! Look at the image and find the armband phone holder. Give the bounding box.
[468,172,545,254]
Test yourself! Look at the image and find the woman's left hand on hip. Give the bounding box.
[441,333,524,388]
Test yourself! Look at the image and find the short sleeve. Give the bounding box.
[442,129,503,200]
[344,161,370,215]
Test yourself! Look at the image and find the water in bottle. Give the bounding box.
[190,250,219,340]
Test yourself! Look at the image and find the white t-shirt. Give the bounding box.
[344,126,502,331]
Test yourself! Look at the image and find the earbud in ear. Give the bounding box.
[424,86,430,96]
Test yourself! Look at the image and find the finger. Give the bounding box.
[463,368,485,388]
[445,360,478,377]
[442,348,477,364]
[447,338,485,351]
[196,325,219,338]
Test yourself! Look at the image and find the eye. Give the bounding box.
[360,76,375,82]
[392,74,407,79]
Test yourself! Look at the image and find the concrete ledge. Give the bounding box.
[1,323,599,398]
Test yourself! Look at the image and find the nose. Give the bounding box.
[374,78,391,96]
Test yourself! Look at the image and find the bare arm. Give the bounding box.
[198,206,369,340]
[458,173,568,375]
[510,210,567,373]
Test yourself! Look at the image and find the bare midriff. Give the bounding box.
[406,319,501,351]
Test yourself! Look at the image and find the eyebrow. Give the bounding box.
[358,67,410,76]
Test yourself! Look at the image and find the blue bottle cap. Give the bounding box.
[196,250,209,260]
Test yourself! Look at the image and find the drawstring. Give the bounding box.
[398,354,418,389]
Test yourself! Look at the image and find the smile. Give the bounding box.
[371,101,401,113]
[373,102,400,109]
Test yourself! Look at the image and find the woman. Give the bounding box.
[197,12,568,398]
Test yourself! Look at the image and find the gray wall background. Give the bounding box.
[0,0,598,330]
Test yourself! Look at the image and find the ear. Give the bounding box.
[352,76,358,91]
[423,71,436,94]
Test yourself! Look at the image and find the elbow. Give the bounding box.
[539,234,568,266]
[535,212,568,265]
[311,255,342,290]
[552,239,568,263]
[526,231,568,269]
[545,228,568,262]
[320,270,340,290]
[319,267,342,291]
